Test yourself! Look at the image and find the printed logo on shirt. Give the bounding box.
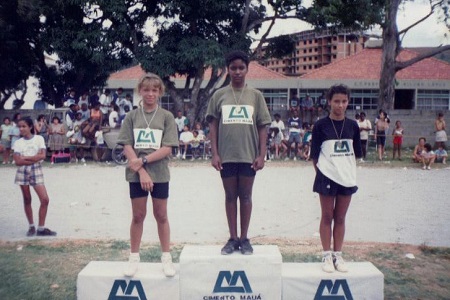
[334,141,350,153]
[133,128,162,149]
[222,105,254,125]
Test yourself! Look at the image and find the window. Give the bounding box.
[261,89,289,111]
[160,94,174,111]
[348,90,378,110]
[417,90,450,110]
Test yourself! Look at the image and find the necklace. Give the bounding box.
[141,105,159,129]
[231,84,246,109]
[330,117,345,148]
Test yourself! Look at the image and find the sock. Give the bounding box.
[161,252,172,259]
[322,250,332,257]
[29,224,35,228]
[37,226,45,231]
[333,251,343,257]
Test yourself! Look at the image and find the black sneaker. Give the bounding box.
[36,228,57,236]
[240,238,253,255]
[26,226,36,237]
[221,239,240,255]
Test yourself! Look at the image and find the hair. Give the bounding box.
[13,113,21,122]
[395,120,401,126]
[424,143,432,152]
[438,112,444,118]
[38,114,46,121]
[225,50,250,68]
[274,113,281,118]
[137,73,165,95]
[52,116,61,123]
[117,87,123,93]
[3,116,10,122]
[419,137,426,142]
[326,84,350,101]
[19,117,35,134]
[360,112,366,117]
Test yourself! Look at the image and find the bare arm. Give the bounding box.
[252,125,267,171]
[209,118,222,171]
[14,149,46,166]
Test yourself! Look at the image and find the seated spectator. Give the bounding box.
[421,143,435,170]
[285,110,302,161]
[270,127,286,160]
[65,104,79,129]
[67,113,86,163]
[109,105,120,129]
[78,90,90,108]
[79,103,91,122]
[434,145,447,164]
[190,130,205,160]
[64,89,77,107]
[300,122,312,161]
[90,101,103,125]
[178,125,193,160]
[412,137,426,163]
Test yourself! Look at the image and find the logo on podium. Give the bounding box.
[314,279,353,300]
[108,279,147,300]
[213,270,253,293]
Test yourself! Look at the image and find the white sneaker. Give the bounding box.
[293,157,297,161]
[81,158,86,163]
[333,253,349,273]
[422,166,426,170]
[284,157,290,161]
[161,252,176,277]
[182,154,186,160]
[322,253,335,273]
[427,166,431,170]
[124,253,140,277]
[360,158,365,163]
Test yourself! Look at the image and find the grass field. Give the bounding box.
[0,239,449,299]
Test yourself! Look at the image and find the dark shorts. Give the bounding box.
[129,182,169,199]
[313,169,358,196]
[288,133,301,144]
[220,163,256,178]
[376,131,386,146]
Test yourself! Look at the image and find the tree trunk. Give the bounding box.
[378,0,401,111]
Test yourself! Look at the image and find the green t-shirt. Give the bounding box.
[117,106,178,183]
[206,85,271,164]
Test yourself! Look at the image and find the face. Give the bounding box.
[228,59,248,87]
[4,118,10,125]
[139,84,161,107]
[18,120,32,137]
[360,114,365,121]
[328,93,348,118]
[419,138,425,146]
[53,118,59,124]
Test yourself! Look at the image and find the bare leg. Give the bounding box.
[319,195,335,251]
[152,198,170,252]
[332,195,352,251]
[222,176,239,239]
[20,185,34,225]
[130,197,147,253]
[237,176,255,240]
[33,185,50,227]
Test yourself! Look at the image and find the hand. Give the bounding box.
[139,171,154,192]
[129,157,144,173]
[252,156,265,171]
[211,154,222,171]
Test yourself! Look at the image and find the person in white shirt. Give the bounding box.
[109,105,120,129]
[178,125,193,160]
[356,112,371,162]
[99,89,112,125]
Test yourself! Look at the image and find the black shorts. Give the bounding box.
[220,163,256,178]
[313,169,358,196]
[129,182,169,199]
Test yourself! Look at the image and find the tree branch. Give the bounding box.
[395,44,450,71]
[398,0,443,36]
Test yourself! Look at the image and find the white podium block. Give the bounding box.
[77,261,179,300]
[180,245,282,300]
[282,262,384,300]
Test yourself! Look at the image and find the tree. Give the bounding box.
[305,0,450,110]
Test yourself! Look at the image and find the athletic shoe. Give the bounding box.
[427,166,431,170]
[422,166,426,170]
[293,157,297,161]
[81,158,86,163]
[240,238,254,255]
[36,228,57,236]
[284,157,290,161]
[221,239,240,255]
[124,254,140,277]
[333,253,349,273]
[161,253,176,277]
[26,226,36,237]
[322,253,335,273]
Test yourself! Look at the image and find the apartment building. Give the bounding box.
[258,29,368,76]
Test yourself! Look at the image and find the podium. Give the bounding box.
[179,245,282,300]
[77,261,179,300]
[282,262,384,300]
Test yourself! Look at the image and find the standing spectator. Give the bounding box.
[78,103,91,122]
[317,91,328,117]
[285,110,302,161]
[392,120,404,160]
[178,125,194,160]
[310,84,362,273]
[357,112,371,162]
[13,117,57,237]
[63,89,77,107]
[93,125,105,162]
[1,117,13,164]
[99,89,113,126]
[9,113,22,151]
[109,105,120,129]
[374,110,389,161]
[434,145,447,164]
[65,104,79,129]
[206,50,271,255]
[174,110,188,137]
[118,93,133,124]
[90,102,103,125]
[302,94,315,124]
[34,115,49,146]
[112,87,124,106]
[434,112,447,149]
[78,90,90,108]
[89,89,100,108]
[412,137,426,163]
[48,116,65,156]
[117,73,178,277]
[289,91,300,113]
[421,143,435,170]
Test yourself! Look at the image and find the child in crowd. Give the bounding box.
[178,125,194,160]
[374,110,389,161]
[421,143,435,170]
[412,137,426,162]
[13,117,56,237]
[270,127,285,160]
[392,120,404,160]
[117,73,178,277]
[310,84,362,273]
[1,117,12,164]
[190,130,205,160]
[206,50,271,255]
[434,145,447,164]
[94,125,105,162]
[9,113,22,151]
[301,123,312,161]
